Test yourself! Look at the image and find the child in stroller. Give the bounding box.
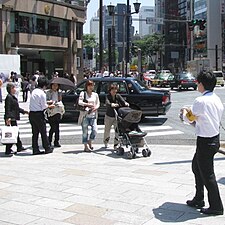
[115,107,151,159]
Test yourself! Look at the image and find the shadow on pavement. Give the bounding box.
[218,177,225,185]
[153,202,205,223]
[154,157,225,165]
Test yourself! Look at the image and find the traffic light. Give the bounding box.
[188,21,194,31]
[199,19,206,30]
[188,19,206,31]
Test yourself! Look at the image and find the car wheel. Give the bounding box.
[171,86,173,90]
[221,84,224,87]
[194,86,197,90]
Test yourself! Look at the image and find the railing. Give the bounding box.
[52,0,85,7]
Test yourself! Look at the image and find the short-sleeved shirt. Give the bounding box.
[192,91,224,137]
[29,88,48,111]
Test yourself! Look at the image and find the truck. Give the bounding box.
[0,54,21,80]
[187,59,210,77]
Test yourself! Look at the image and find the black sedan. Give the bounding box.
[62,77,171,120]
[168,72,197,90]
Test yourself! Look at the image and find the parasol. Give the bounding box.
[50,77,75,90]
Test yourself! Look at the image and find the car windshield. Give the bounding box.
[180,73,194,79]
[133,79,149,91]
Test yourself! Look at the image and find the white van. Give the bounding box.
[213,71,224,87]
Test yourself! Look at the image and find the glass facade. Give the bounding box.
[10,12,69,37]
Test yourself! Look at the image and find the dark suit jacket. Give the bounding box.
[4,94,25,121]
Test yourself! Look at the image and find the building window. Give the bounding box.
[76,22,82,40]
[37,18,46,34]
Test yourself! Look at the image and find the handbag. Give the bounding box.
[45,101,65,117]
[0,126,19,144]
[74,91,88,111]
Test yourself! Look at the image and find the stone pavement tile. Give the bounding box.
[34,182,72,192]
[63,180,98,189]
[28,206,75,221]
[103,210,148,225]
[0,208,38,224]
[63,186,100,197]
[65,214,115,225]
[65,195,105,206]
[65,203,109,217]
[0,221,16,225]
[0,200,39,213]
[27,218,74,225]
[0,174,15,182]
[32,198,74,210]
[10,184,73,200]
[96,200,143,213]
[2,192,42,204]
[115,177,149,185]
[63,168,92,176]
[0,181,13,189]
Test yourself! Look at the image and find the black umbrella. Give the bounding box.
[50,77,75,90]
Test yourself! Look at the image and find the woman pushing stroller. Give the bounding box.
[103,84,129,149]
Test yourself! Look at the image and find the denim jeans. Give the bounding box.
[81,116,97,144]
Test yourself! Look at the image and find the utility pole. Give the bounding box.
[126,0,130,76]
[99,0,103,73]
[215,44,218,71]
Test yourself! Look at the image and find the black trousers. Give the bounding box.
[29,111,50,153]
[192,135,223,210]
[5,120,22,154]
[22,90,29,102]
[48,113,61,144]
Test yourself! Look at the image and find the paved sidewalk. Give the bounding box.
[0,143,224,225]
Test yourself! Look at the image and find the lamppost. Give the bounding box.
[107,1,141,76]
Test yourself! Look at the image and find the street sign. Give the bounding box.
[146,17,164,25]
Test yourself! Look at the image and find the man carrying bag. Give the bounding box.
[3,83,28,156]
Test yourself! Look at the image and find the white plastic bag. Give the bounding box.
[0,126,19,144]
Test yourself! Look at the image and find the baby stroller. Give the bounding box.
[114,107,151,159]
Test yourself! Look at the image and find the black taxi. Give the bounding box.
[62,77,171,120]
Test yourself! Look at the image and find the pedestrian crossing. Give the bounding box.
[0,114,184,139]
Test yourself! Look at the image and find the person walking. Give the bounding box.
[21,77,29,102]
[183,71,224,215]
[78,80,100,152]
[46,83,63,148]
[4,83,28,155]
[103,84,129,149]
[29,76,54,155]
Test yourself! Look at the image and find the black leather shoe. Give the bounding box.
[45,148,54,154]
[200,208,223,215]
[186,198,205,208]
[33,151,45,155]
[54,143,61,148]
[17,146,26,152]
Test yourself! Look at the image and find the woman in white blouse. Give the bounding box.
[46,83,62,147]
[78,80,100,152]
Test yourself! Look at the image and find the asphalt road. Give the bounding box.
[143,86,225,145]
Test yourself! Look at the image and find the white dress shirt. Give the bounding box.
[192,91,224,137]
[29,88,48,111]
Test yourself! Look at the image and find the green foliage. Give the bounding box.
[133,33,165,68]
[83,34,97,48]
[133,33,164,57]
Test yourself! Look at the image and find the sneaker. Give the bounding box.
[186,198,205,208]
[104,142,109,148]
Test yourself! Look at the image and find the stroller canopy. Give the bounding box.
[117,107,142,123]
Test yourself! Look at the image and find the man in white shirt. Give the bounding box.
[29,76,54,155]
[184,71,224,215]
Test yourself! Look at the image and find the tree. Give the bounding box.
[133,33,165,69]
[83,34,97,48]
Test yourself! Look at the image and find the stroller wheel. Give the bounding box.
[147,148,151,157]
[142,149,148,157]
[127,151,133,159]
[132,152,136,159]
[116,147,124,156]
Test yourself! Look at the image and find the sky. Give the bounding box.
[84,0,155,34]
